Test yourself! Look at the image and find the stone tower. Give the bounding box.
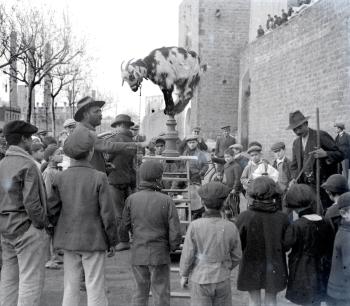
[179,0,250,139]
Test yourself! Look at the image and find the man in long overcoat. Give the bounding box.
[287,110,344,211]
[334,122,350,180]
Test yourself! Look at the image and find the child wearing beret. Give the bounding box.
[284,184,334,306]
[48,130,118,306]
[236,176,289,306]
[327,192,350,306]
[180,182,242,306]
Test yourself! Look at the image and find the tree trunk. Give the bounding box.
[26,84,34,123]
[51,96,56,137]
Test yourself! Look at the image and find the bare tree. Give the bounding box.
[4,8,83,122]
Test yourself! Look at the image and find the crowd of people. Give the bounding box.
[0,95,349,306]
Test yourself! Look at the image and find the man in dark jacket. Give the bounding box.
[334,122,350,180]
[0,120,50,306]
[287,110,344,211]
[108,114,136,252]
[65,96,137,173]
[215,125,236,176]
[121,160,182,306]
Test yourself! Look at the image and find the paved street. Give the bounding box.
[40,250,294,306]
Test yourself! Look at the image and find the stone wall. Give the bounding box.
[238,0,350,160]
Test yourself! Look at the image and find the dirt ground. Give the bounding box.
[40,250,295,306]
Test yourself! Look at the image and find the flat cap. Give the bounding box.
[322,174,349,194]
[192,126,201,132]
[221,125,231,130]
[140,160,164,181]
[63,128,95,159]
[198,182,231,200]
[63,118,76,129]
[229,143,243,152]
[3,120,38,136]
[185,135,198,142]
[247,176,277,201]
[44,144,59,162]
[338,192,350,209]
[271,142,285,152]
[247,145,262,154]
[334,122,345,130]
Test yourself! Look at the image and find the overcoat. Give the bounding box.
[215,135,236,157]
[335,131,350,161]
[236,203,289,292]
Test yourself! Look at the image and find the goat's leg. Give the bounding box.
[162,88,175,115]
[173,82,193,114]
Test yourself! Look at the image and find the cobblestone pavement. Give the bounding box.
[40,250,295,306]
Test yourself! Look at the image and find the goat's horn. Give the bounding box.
[125,58,134,69]
[120,61,125,72]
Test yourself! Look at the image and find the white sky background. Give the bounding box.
[9,0,183,117]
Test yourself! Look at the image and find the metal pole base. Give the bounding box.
[162,115,180,157]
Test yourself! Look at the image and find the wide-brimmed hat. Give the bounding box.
[111,114,135,128]
[286,110,310,130]
[74,96,105,122]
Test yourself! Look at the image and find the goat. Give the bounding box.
[121,47,203,116]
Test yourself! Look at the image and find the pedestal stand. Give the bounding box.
[162,115,180,157]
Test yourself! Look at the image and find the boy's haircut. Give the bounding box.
[285,184,316,209]
[224,148,235,156]
[203,198,225,210]
[73,151,90,160]
[31,142,44,153]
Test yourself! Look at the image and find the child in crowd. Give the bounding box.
[121,160,181,306]
[236,176,289,306]
[42,145,63,269]
[30,142,44,169]
[180,182,242,306]
[222,148,243,218]
[284,184,334,306]
[48,130,117,306]
[327,192,350,306]
[229,143,249,171]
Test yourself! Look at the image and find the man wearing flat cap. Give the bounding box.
[0,120,50,305]
[334,122,350,180]
[107,114,137,251]
[287,110,344,211]
[178,127,208,155]
[215,125,236,175]
[64,96,137,174]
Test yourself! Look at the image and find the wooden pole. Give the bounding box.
[316,108,321,215]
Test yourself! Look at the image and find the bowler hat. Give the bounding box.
[321,174,349,194]
[247,145,262,154]
[286,110,310,130]
[338,192,350,209]
[198,182,231,200]
[140,160,164,181]
[63,118,76,129]
[285,184,316,208]
[334,122,345,130]
[74,96,105,122]
[3,120,38,136]
[63,128,95,159]
[271,142,286,152]
[111,114,135,128]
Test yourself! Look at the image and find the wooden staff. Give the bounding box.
[316,108,321,215]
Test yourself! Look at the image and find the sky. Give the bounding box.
[56,0,183,115]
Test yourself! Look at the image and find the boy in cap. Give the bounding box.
[271,142,292,192]
[327,192,350,306]
[48,129,118,306]
[0,120,50,306]
[180,182,242,306]
[230,143,249,171]
[121,160,181,306]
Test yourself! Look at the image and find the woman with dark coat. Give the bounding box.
[284,184,334,306]
[236,176,290,306]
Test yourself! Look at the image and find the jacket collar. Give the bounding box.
[139,180,162,191]
[202,210,222,218]
[6,145,36,163]
[69,159,92,168]
[115,129,133,138]
[80,121,96,131]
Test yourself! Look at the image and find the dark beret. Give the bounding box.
[198,182,231,200]
[3,120,38,136]
[321,174,349,194]
[63,128,95,159]
[140,160,164,181]
[247,176,277,200]
[271,142,285,152]
[285,184,316,208]
[338,192,350,209]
